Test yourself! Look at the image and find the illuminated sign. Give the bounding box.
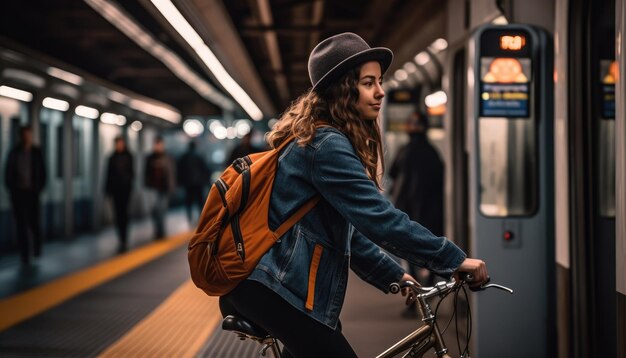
[500,35,526,51]
[600,60,616,119]
[480,57,532,117]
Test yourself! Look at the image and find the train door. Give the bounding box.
[0,96,28,249]
[567,0,618,356]
[97,122,122,227]
[39,106,66,238]
[444,47,469,251]
[72,114,95,232]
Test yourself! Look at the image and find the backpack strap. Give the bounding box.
[274,196,321,238]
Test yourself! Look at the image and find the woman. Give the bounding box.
[219,32,488,357]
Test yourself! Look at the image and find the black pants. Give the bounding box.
[184,185,204,224]
[10,190,42,264]
[220,280,358,358]
[111,191,131,245]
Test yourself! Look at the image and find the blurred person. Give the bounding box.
[105,136,134,253]
[177,141,209,225]
[145,136,176,239]
[4,125,46,265]
[389,110,445,306]
[227,131,260,165]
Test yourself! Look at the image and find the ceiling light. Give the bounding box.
[429,38,448,53]
[0,85,33,102]
[394,69,408,81]
[2,68,46,88]
[47,67,84,86]
[403,62,418,73]
[85,0,233,119]
[131,120,143,131]
[414,51,430,66]
[183,118,204,137]
[101,112,124,125]
[75,105,99,119]
[492,15,509,25]
[425,91,447,108]
[42,97,70,112]
[151,0,264,121]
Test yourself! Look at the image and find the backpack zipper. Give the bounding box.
[231,214,245,261]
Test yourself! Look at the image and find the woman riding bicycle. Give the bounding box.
[219,32,489,358]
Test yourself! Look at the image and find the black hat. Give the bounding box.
[308,32,393,91]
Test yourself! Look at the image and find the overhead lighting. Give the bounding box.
[75,105,99,119]
[85,0,234,117]
[429,38,448,53]
[101,112,126,126]
[213,126,227,139]
[403,62,418,73]
[128,98,181,124]
[47,67,84,86]
[425,90,448,108]
[130,120,143,131]
[0,85,33,102]
[414,51,430,66]
[234,120,251,138]
[492,15,509,25]
[150,0,264,121]
[2,68,46,88]
[183,118,204,137]
[42,97,70,112]
[108,90,128,104]
[394,69,409,81]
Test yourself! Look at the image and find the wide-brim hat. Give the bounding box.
[308,32,393,91]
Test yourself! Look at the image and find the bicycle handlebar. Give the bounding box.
[389,274,513,298]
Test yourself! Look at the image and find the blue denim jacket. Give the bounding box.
[248,127,466,329]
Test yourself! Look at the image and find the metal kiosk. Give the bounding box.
[468,24,555,357]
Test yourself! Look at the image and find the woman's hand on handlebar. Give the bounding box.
[400,273,419,306]
[455,258,489,288]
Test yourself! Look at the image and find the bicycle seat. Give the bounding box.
[222,315,269,339]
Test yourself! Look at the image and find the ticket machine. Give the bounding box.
[468,24,555,357]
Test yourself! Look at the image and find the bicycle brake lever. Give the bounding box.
[481,283,514,294]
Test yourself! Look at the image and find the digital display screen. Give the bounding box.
[480,57,532,118]
[500,35,526,51]
[385,89,419,132]
[600,60,616,119]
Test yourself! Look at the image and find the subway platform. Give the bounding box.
[0,209,468,357]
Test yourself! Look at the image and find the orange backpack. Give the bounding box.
[188,137,319,296]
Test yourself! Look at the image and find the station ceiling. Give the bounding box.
[0,0,445,120]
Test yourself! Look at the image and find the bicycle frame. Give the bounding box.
[376,285,452,358]
[223,278,511,358]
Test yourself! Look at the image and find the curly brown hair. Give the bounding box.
[267,65,384,189]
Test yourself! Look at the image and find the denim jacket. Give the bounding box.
[248,127,466,329]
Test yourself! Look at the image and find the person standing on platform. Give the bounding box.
[177,141,209,225]
[145,136,176,239]
[105,136,134,253]
[388,110,445,291]
[4,125,46,265]
[227,131,260,165]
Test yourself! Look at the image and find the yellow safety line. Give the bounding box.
[0,231,192,332]
[98,280,220,358]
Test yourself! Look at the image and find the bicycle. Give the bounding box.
[221,275,513,357]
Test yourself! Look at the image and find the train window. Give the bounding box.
[598,59,616,217]
[478,118,537,217]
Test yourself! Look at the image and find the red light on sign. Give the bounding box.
[500,35,526,51]
[503,231,514,241]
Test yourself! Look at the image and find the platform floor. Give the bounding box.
[0,209,470,357]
